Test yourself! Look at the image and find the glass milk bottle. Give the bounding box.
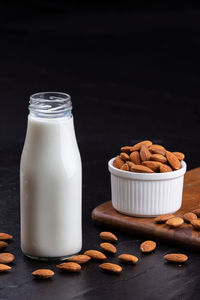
[20,92,82,260]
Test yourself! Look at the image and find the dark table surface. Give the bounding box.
[1,3,200,300]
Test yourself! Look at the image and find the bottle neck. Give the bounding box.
[29,92,72,119]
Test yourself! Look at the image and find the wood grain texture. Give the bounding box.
[92,167,200,250]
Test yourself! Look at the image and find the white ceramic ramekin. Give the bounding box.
[108,158,187,217]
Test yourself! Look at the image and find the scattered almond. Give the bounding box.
[120,152,129,161]
[0,263,11,272]
[130,151,141,165]
[160,164,173,173]
[118,254,138,264]
[100,232,118,242]
[173,152,185,161]
[0,241,8,251]
[113,156,124,169]
[166,151,181,170]
[0,233,13,240]
[120,146,132,154]
[192,208,200,217]
[164,253,188,263]
[183,212,197,223]
[154,214,175,223]
[84,250,106,260]
[32,269,54,278]
[99,263,122,273]
[150,154,167,164]
[56,262,81,272]
[0,253,15,264]
[120,163,129,171]
[140,145,151,162]
[166,217,184,228]
[100,243,117,254]
[131,140,152,151]
[142,161,161,172]
[67,254,91,264]
[191,219,200,230]
[140,240,156,253]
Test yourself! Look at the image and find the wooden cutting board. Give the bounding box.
[92,167,200,250]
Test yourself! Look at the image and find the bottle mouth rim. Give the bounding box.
[29,92,72,118]
[30,91,71,102]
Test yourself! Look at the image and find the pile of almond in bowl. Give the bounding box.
[113,140,184,173]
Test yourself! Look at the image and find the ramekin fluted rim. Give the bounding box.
[108,157,186,181]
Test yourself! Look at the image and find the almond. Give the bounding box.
[67,254,91,264]
[0,241,8,251]
[0,253,15,264]
[140,240,156,253]
[129,164,154,173]
[99,263,122,273]
[56,262,81,272]
[84,250,106,260]
[160,164,173,173]
[166,151,181,170]
[148,144,165,150]
[150,154,167,164]
[126,161,136,169]
[130,151,141,165]
[149,146,166,156]
[0,263,12,272]
[118,254,138,264]
[131,140,152,151]
[100,232,118,242]
[164,253,188,263]
[120,146,133,154]
[100,243,117,254]
[142,161,161,172]
[191,219,200,230]
[120,163,129,171]
[166,217,184,228]
[113,156,124,169]
[32,269,54,278]
[183,212,197,223]
[140,145,151,162]
[173,152,185,161]
[154,214,175,223]
[120,152,129,161]
[0,233,13,240]
[192,208,200,217]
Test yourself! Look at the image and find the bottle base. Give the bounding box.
[24,252,80,261]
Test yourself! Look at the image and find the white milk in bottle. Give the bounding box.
[20,92,82,260]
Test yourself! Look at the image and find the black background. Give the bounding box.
[1,2,200,299]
